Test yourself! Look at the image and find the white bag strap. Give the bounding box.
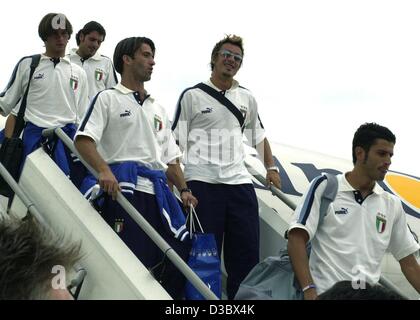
[189,204,204,238]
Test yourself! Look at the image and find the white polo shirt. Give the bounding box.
[288,174,420,294]
[68,49,118,101]
[172,79,265,185]
[0,54,88,127]
[75,83,181,194]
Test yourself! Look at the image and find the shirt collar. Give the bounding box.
[41,54,71,64]
[69,48,102,61]
[114,83,154,102]
[61,55,71,64]
[205,78,240,92]
[339,173,384,195]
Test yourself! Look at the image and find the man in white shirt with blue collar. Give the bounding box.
[68,21,118,101]
[0,12,88,187]
[172,34,281,299]
[74,37,197,299]
[288,123,420,299]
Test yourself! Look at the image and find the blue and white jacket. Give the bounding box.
[80,161,189,241]
[21,122,77,175]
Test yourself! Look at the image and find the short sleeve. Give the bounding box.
[288,175,328,242]
[388,199,420,261]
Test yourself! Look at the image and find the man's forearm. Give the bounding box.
[75,135,120,199]
[256,138,275,168]
[288,235,314,289]
[4,114,16,138]
[74,136,109,174]
[400,254,420,293]
[166,162,188,192]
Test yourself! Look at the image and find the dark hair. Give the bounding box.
[352,122,396,164]
[210,34,244,70]
[76,21,106,45]
[317,280,406,300]
[38,13,73,42]
[113,37,155,75]
[0,215,82,299]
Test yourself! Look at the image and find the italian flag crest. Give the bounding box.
[154,115,163,131]
[376,214,387,233]
[114,218,124,233]
[95,69,104,81]
[70,77,78,90]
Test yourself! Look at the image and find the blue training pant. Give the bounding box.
[101,190,191,299]
[187,181,259,300]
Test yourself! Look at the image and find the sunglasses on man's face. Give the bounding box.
[219,49,243,63]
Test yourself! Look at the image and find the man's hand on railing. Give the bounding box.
[98,168,121,200]
[266,170,281,190]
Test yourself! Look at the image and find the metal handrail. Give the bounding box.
[244,161,297,210]
[0,163,47,225]
[245,162,409,299]
[43,127,218,300]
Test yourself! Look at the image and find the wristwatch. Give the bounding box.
[180,188,192,195]
[266,166,279,173]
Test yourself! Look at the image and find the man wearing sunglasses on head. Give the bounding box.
[172,34,281,300]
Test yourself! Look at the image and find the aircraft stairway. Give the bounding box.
[1,148,172,299]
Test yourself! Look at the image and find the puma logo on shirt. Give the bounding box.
[335,207,349,215]
[34,73,44,80]
[120,110,132,117]
[201,107,213,114]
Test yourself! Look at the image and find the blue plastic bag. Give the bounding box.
[185,206,222,300]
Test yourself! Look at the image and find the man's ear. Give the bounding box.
[122,54,132,65]
[211,57,216,68]
[354,146,365,163]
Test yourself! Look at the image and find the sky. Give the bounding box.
[1,0,419,177]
